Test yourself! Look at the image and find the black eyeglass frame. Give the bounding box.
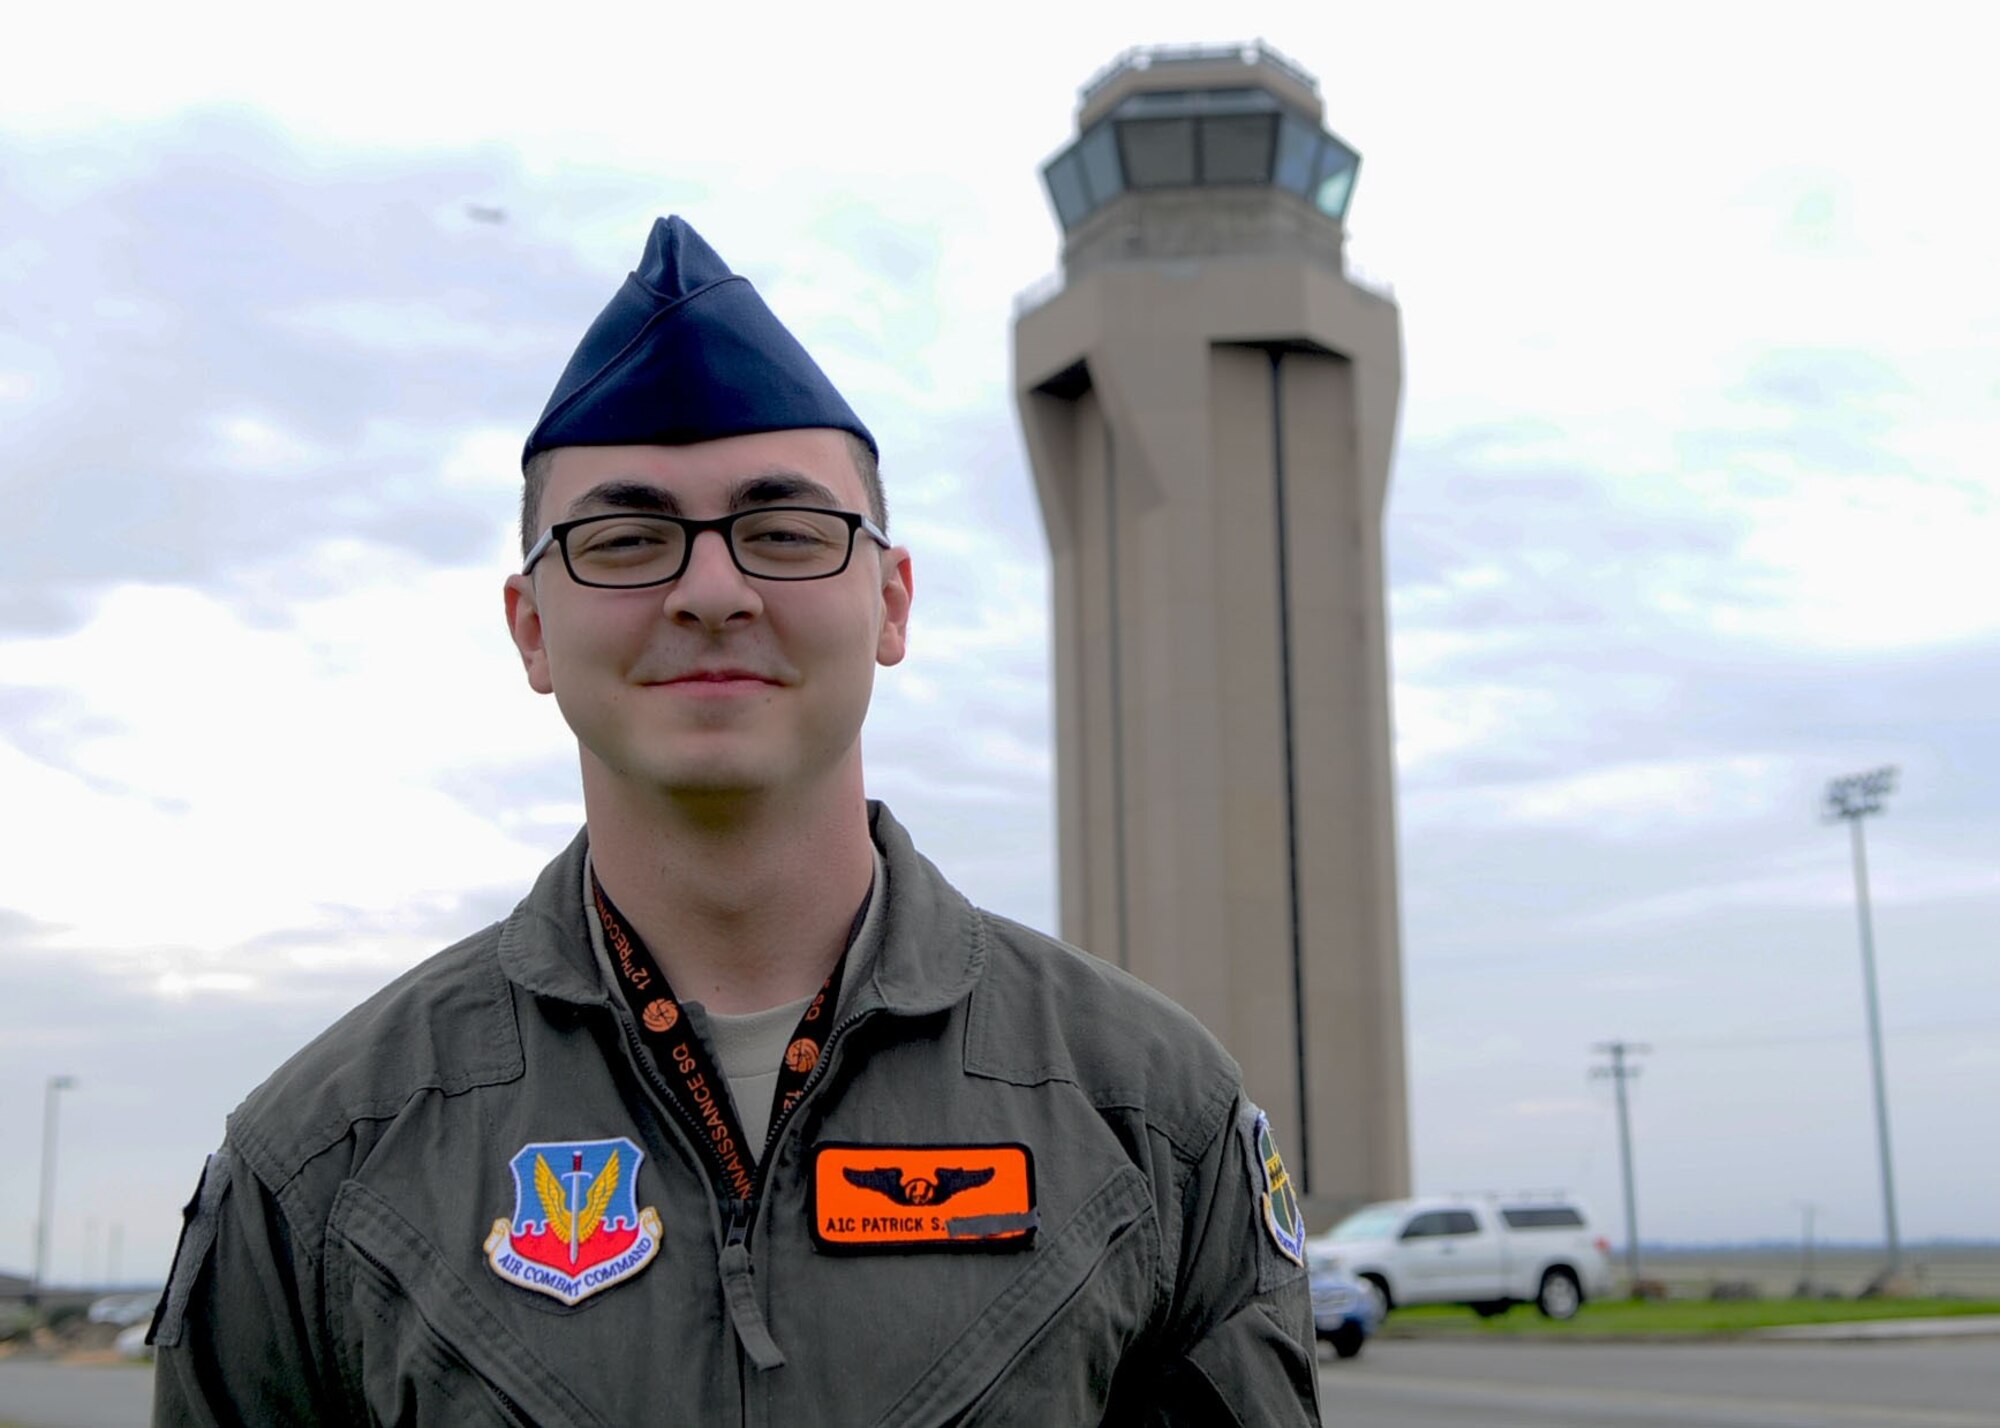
[521,506,892,588]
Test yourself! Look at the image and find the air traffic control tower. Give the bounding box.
[1012,42,1409,1215]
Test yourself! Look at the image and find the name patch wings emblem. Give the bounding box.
[813,1144,1036,1251]
[842,1165,995,1207]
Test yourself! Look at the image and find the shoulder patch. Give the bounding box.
[485,1137,661,1305]
[1251,1108,1306,1267]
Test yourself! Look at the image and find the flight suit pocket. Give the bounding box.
[872,1163,1156,1428]
[326,1180,612,1428]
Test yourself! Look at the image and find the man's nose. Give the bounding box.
[661,528,762,629]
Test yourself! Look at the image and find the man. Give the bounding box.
[152,217,1319,1424]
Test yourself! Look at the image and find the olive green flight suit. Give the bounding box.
[153,804,1319,1425]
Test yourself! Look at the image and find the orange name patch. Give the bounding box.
[811,1143,1037,1252]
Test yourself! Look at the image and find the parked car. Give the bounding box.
[87,1291,159,1327]
[1312,1196,1614,1320]
[116,1321,155,1360]
[1305,1240,1382,1357]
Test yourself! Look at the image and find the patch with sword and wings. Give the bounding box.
[811,1143,1037,1252]
[485,1137,662,1305]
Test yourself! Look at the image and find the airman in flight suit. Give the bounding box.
[151,216,1319,1426]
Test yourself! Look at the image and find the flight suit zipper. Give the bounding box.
[725,1005,874,1428]
[717,1191,783,1369]
[724,1197,754,1250]
[612,1003,875,1381]
[611,1015,782,1371]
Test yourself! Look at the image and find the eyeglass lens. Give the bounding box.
[565,510,855,585]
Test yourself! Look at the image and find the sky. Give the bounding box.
[3,0,1997,1286]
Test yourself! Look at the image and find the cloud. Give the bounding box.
[0,108,1062,963]
[0,906,62,946]
[0,110,661,635]
[1428,755,1789,841]
[0,566,566,958]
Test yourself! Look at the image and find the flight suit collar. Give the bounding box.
[494,802,985,1022]
[850,800,987,1020]
[495,825,603,1006]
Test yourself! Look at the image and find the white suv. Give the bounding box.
[1311,1196,1615,1320]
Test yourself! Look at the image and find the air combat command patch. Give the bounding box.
[1253,1109,1307,1266]
[485,1137,662,1305]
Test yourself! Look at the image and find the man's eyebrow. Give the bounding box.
[561,470,847,521]
[728,470,845,510]
[563,481,682,518]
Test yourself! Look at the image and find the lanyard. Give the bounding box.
[591,872,856,1207]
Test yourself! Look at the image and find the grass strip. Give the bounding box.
[1381,1296,2000,1338]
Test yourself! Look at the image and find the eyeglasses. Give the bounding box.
[522,506,891,588]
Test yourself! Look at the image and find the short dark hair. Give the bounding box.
[519,433,887,557]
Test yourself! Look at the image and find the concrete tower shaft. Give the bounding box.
[1012,42,1409,1216]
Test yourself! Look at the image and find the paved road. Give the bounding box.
[0,1362,151,1428]
[1320,1336,2000,1427]
[6,1338,2000,1427]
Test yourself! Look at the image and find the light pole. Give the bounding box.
[30,1074,78,1312]
[1824,766,1901,1280]
[1590,1041,1648,1293]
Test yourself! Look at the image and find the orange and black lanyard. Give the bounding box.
[592,872,859,1236]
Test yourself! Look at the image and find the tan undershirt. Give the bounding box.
[584,842,886,1160]
[700,994,814,1153]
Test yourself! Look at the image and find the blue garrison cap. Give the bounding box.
[523,216,875,466]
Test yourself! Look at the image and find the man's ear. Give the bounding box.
[504,574,555,694]
[875,546,913,668]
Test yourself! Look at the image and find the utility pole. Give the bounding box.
[1825,765,1902,1281]
[1794,1201,1820,1296]
[1591,1042,1648,1294]
[31,1074,78,1313]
